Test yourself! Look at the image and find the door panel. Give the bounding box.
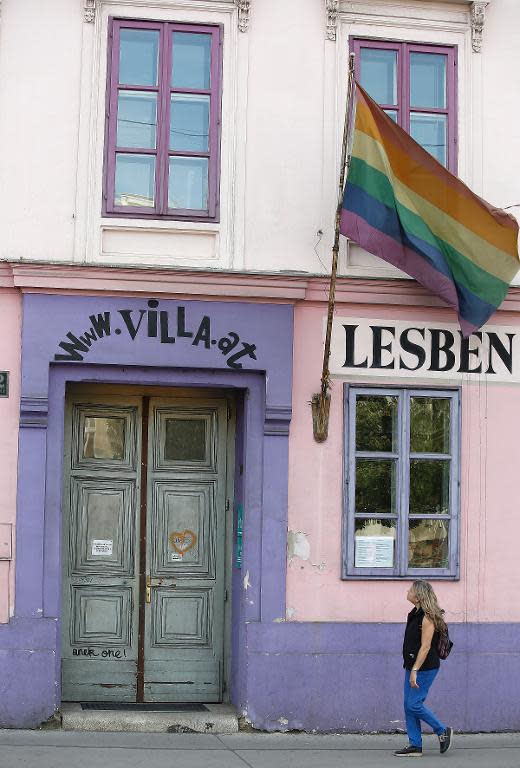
[69,585,133,645]
[144,661,220,702]
[62,660,137,702]
[62,400,141,702]
[152,407,218,471]
[143,400,227,702]
[151,481,216,575]
[69,479,136,574]
[72,406,139,470]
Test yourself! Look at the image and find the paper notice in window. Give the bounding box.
[91,539,113,556]
[355,536,394,568]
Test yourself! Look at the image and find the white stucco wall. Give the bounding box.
[0,0,518,277]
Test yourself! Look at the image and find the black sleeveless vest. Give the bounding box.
[402,607,440,670]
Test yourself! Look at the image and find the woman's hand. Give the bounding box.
[410,670,419,689]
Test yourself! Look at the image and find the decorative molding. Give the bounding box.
[338,1,470,30]
[264,406,292,436]
[0,262,15,289]
[4,261,520,312]
[20,397,49,430]
[325,0,339,41]
[84,0,96,23]
[471,2,488,52]
[234,0,250,32]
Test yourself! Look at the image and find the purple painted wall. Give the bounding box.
[244,622,520,732]
[0,619,58,728]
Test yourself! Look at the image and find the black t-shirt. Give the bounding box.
[402,607,440,670]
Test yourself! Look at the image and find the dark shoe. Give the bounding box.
[394,745,423,757]
[439,727,453,754]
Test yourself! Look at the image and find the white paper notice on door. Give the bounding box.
[355,536,394,568]
[91,539,113,556]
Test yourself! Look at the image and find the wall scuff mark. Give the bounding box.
[287,531,311,561]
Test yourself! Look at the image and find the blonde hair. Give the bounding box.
[412,580,447,633]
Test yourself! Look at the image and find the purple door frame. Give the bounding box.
[0,294,292,727]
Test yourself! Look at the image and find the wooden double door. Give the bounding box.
[61,392,231,703]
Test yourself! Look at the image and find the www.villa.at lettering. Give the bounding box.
[54,301,257,370]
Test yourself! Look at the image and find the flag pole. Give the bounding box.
[312,53,356,442]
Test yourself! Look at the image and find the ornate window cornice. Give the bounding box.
[234,0,251,32]
[84,0,96,23]
[471,2,489,53]
[325,0,339,41]
[83,0,251,32]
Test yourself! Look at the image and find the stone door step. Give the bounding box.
[61,703,239,733]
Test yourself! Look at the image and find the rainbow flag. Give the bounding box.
[340,83,520,335]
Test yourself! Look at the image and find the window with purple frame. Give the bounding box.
[352,39,457,170]
[342,387,460,579]
[104,19,222,220]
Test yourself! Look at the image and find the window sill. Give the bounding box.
[100,216,220,231]
[102,212,220,225]
[342,574,460,581]
[96,219,221,266]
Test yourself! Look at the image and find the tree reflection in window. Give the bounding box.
[83,417,125,460]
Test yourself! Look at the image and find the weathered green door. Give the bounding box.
[61,394,229,703]
[143,399,227,701]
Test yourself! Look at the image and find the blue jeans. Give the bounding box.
[403,668,446,747]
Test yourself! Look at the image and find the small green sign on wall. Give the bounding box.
[0,372,8,398]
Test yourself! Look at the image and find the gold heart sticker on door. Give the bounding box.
[169,530,197,554]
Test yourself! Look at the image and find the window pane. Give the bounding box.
[172,32,211,90]
[409,459,450,515]
[85,492,122,562]
[410,397,450,453]
[410,113,447,165]
[115,154,155,207]
[360,48,397,105]
[164,419,206,462]
[410,52,447,109]
[409,519,449,568]
[384,109,398,122]
[168,157,208,210]
[355,519,396,568]
[356,395,398,452]
[170,94,210,152]
[355,459,397,515]
[83,417,125,460]
[119,29,159,86]
[117,91,157,149]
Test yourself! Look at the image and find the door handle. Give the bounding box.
[145,575,175,604]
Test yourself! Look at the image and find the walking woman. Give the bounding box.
[394,580,453,757]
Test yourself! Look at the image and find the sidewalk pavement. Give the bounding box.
[1,730,520,768]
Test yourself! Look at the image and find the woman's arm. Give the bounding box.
[409,616,435,688]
